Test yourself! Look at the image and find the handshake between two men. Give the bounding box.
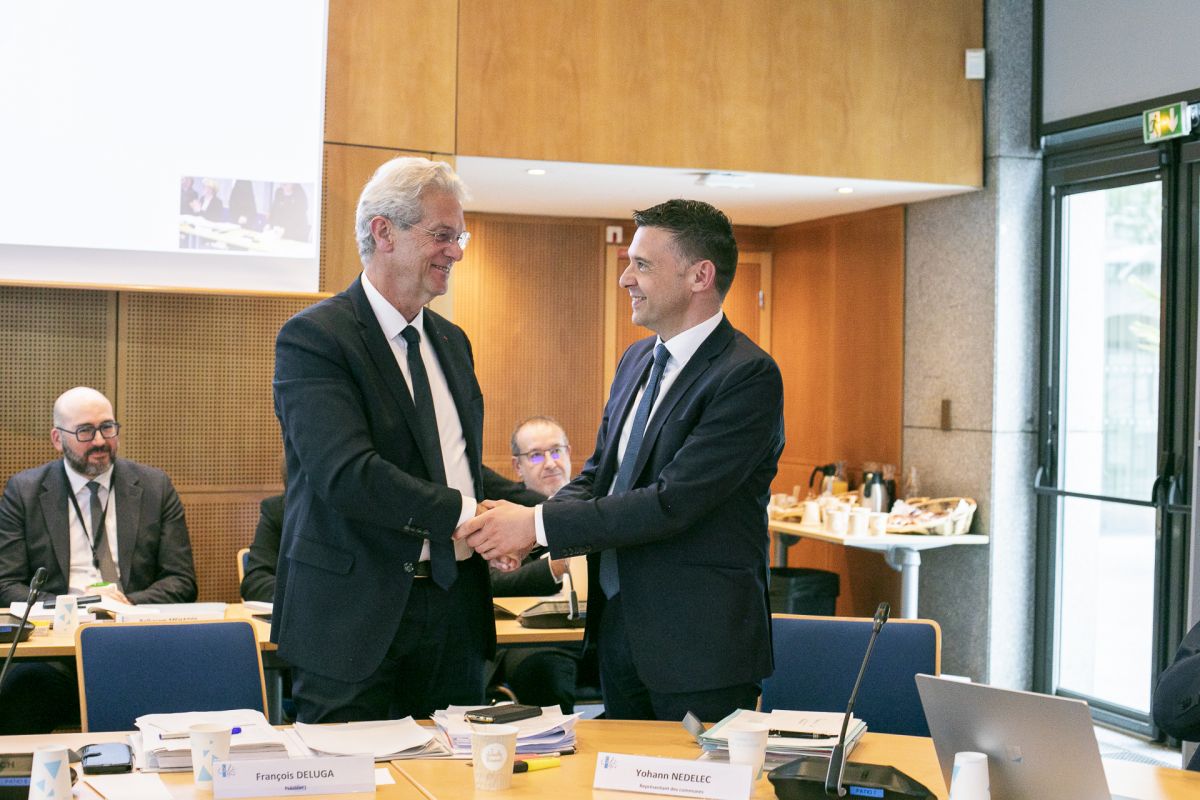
[458,498,538,573]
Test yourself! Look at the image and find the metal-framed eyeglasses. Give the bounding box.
[515,445,569,465]
[408,222,471,250]
[55,421,121,442]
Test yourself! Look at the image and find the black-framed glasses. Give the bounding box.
[56,421,121,442]
[516,445,569,464]
[407,222,471,250]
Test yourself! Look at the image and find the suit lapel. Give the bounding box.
[423,312,484,494]
[37,464,72,585]
[597,342,654,488]
[630,319,734,482]
[113,461,142,586]
[347,279,443,477]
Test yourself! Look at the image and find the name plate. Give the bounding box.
[213,755,374,798]
[593,752,752,800]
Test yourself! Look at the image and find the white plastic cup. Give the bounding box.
[470,723,519,790]
[949,750,990,800]
[828,509,849,534]
[869,511,889,535]
[28,744,71,800]
[849,508,870,535]
[189,723,232,790]
[52,595,78,634]
[801,500,821,527]
[726,725,769,780]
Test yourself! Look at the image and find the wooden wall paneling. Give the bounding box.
[324,0,458,153]
[115,292,312,492]
[457,0,983,186]
[453,215,606,479]
[180,492,272,602]
[0,287,116,481]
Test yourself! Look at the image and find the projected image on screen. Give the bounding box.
[179,177,314,257]
[0,1,327,293]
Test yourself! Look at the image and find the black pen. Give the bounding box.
[767,729,832,739]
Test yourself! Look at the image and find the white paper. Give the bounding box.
[293,718,443,760]
[83,772,172,800]
[374,767,395,785]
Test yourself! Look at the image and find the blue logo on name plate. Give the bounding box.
[849,787,884,798]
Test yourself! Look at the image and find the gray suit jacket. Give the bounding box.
[0,458,196,604]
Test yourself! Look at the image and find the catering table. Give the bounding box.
[769,520,990,618]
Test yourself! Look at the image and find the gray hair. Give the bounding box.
[510,415,569,456]
[354,157,469,263]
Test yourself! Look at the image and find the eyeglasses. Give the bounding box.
[516,445,569,465]
[408,222,471,250]
[56,421,121,442]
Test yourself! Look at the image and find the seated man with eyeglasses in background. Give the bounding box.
[489,416,586,713]
[0,386,196,733]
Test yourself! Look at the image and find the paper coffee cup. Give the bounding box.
[869,512,889,535]
[949,750,990,799]
[28,745,71,800]
[190,723,232,790]
[471,723,519,790]
[726,725,769,780]
[801,500,821,527]
[52,594,79,634]
[849,508,870,535]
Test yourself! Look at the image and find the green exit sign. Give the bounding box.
[1143,102,1192,144]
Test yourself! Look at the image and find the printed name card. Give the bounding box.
[593,752,753,799]
[213,755,374,798]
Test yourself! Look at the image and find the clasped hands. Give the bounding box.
[454,499,538,572]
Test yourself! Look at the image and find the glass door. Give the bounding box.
[1038,131,1194,735]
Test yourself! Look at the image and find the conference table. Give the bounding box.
[769,519,990,618]
[4,598,584,723]
[2,720,1198,799]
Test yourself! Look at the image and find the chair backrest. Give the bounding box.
[76,619,267,732]
[237,547,250,584]
[761,613,941,737]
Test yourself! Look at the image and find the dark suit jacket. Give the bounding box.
[272,276,532,683]
[0,458,196,604]
[240,494,283,603]
[491,551,560,598]
[1154,620,1200,770]
[542,316,784,694]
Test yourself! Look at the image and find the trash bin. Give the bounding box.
[768,567,839,616]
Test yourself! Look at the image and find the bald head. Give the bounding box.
[51,387,120,477]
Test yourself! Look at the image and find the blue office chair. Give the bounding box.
[761,614,941,737]
[238,547,251,585]
[76,619,267,732]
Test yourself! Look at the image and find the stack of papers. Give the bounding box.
[699,709,866,767]
[134,709,299,771]
[94,601,227,621]
[293,718,453,761]
[432,705,580,757]
[9,601,97,624]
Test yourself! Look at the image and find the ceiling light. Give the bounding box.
[695,172,755,189]
[526,168,547,176]
[837,186,854,194]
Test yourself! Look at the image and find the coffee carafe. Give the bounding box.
[860,470,890,513]
[809,464,836,497]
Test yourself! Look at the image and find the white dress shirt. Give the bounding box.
[362,272,476,560]
[534,310,725,546]
[63,460,120,592]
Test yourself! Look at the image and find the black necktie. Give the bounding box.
[599,343,671,597]
[85,480,119,583]
[400,325,456,589]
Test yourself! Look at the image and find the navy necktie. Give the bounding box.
[400,326,456,589]
[599,343,671,598]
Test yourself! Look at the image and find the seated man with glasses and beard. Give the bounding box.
[0,386,196,733]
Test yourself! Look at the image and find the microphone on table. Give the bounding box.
[0,567,48,696]
[563,569,579,621]
[768,601,936,800]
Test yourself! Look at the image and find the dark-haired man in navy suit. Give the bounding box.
[272,157,536,723]
[460,199,784,721]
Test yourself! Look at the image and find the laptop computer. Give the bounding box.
[916,674,1137,800]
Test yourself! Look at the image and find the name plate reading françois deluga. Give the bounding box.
[593,752,753,800]
[213,755,374,798]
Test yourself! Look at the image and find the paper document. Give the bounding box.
[433,705,580,757]
[84,772,172,800]
[134,709,298,771]
[701,709,865,759]
[92,600,226,621]
[293,718,452,761]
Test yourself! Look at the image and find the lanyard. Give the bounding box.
[66,481,112,569]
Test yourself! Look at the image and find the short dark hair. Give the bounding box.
[510,415,569,456]
[632,199,738,296]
